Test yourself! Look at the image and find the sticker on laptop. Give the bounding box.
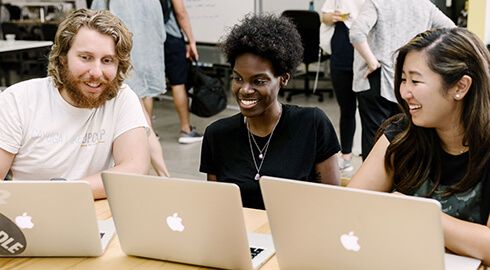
[0,212,27,255]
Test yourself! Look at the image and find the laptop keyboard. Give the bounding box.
[250,247,264,259]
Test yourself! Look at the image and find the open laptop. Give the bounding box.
[102,172,275,269]
[0,181,114,257]
[260,176,482,270]
[101,172,275,270]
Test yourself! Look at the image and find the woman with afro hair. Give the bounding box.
[200,14,341,209]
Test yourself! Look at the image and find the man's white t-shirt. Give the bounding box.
[0,77,148,180]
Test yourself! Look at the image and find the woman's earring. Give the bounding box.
[455,94,461,99]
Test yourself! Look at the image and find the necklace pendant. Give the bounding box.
[259,153,264,159]
[254,173,260,181]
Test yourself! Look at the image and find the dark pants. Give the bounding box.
[357,68,400,160]
[331,69,356,154]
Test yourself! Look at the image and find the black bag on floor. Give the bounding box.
[187,65,227,117]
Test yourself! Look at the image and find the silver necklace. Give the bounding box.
[246,107,282,181]
[250,131,270,160]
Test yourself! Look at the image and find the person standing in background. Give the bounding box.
[349,0,455,160]
[321,0,364,172]
[91,0,170,176]
[161,0,202,144]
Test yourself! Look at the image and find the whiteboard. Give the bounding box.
[260,0,325,15]
[184,0,255,44]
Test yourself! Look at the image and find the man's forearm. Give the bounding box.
[353,40,379,69]
[81,160,150,200]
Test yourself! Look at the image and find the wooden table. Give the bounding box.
[0,200,486,269]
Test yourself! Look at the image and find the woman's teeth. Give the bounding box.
[241,99,258,106]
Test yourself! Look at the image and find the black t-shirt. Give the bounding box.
[200,104,340,209]
[384,119,490,224]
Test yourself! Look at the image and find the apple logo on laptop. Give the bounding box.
[166,213,184,232]
[15,213,34,229]
[340,231,360,251]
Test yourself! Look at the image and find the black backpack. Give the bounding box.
[159,0,171,23]
[186,64,227,117]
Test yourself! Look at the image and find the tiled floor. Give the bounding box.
[151,87,363,181]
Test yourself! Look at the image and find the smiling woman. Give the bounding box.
[349,27,490,265]
[199,14,341,210]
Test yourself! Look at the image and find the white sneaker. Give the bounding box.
[178,126,203,144]
[339,158,354,172]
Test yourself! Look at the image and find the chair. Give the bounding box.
[280,10,332,102]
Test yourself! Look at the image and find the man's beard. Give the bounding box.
[59,65,119,109]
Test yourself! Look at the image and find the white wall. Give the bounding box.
[260,0,325,14]
[468,0,490,44]
[486,1,490,44]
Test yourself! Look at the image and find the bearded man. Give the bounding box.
[0,9,150,199]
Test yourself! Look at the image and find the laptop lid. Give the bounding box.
[260,176,451,270]
[0,181,113,257]
[101,172,275,270]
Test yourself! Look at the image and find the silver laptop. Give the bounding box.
[101,172,275,270]
[259,176,482,270]
[0,181,114,257]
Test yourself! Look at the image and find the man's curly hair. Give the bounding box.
[220,14,303,76]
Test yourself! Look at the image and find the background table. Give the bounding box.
[0,40,52,86]
[0,40,52,53]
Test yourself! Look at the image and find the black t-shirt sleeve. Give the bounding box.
[314,108,341,163]
[199,124,217,175]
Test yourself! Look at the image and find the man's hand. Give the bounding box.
[365,60,381,78]
[186,42,199,61]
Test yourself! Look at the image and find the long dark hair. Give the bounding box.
[387,27,490,195]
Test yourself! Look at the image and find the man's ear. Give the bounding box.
[59,55,67,66]
[280,73,291,87]
[453,75,472,100]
